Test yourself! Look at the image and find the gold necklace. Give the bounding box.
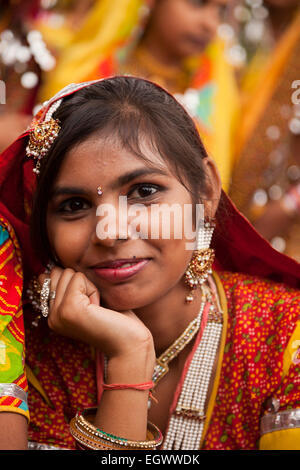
[152,289,208,387]
[124,46,190,94]
[135,46,182,80]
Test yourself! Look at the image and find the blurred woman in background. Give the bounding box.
[0,0,97,152]
[40,0,239,191]
[0,0,41,152]
[230,0,300,261]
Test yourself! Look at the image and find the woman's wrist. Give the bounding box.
[106,340,156,384]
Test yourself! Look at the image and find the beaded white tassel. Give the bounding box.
[184,220,215,303]
[44,98,62,122]
[162,301,223,450]
[196,220,215,251]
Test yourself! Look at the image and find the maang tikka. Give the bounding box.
[26,98,62,174]
[25,80,106,174]
[184,218,215,303]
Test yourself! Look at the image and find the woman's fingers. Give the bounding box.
[63,271,100,306]
[49,267,76,308]
[37,267,153,358]
[39,267,100,306]
[38,267,100,330]
[57,271,101,326]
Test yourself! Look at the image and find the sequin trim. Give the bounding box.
[0,383,27,404]
[261,409,300,435]
[28,441,68,450]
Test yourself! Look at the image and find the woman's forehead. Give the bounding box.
[56,134,172,183]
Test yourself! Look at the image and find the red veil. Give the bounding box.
[0,80,299,289]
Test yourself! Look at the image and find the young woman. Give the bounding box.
[0,76,299,450]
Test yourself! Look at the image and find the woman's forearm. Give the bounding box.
[0,412,28,450]
[94,342,155,441]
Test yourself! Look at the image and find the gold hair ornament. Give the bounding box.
[26,99,62,174]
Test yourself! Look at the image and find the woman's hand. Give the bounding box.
[38,267,155,363]
[39,267,155,441]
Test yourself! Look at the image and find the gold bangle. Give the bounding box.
[70,407,163,450]
[70,418,126,450]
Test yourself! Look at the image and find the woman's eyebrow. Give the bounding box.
[50,186,89,199]
[50,168,169,198]
[111,168,169,190]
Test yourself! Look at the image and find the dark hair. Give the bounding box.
[30,76,210,264]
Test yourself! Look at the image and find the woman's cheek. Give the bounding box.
[47,220,89,266]
[152,236,192,281]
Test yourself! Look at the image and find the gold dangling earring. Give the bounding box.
[184,218,215,303]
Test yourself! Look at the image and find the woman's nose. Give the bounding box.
[90,200,130,247]
[198,5,221,37]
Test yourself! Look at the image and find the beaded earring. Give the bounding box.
[184,218,215,303]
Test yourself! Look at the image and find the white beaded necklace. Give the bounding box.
[162,283,223,450]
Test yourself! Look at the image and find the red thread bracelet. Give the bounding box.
[102,381,154,391]
[102,381,158,403]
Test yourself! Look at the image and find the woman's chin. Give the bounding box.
[100,288,158,312]
[100,294,140,312]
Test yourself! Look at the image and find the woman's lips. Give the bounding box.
[92,259,150,282]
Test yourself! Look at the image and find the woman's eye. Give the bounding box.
[58,198,90,213]
[128,184,161,199]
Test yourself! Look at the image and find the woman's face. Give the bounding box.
[46,135,220,311]
[146,0,229,59]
